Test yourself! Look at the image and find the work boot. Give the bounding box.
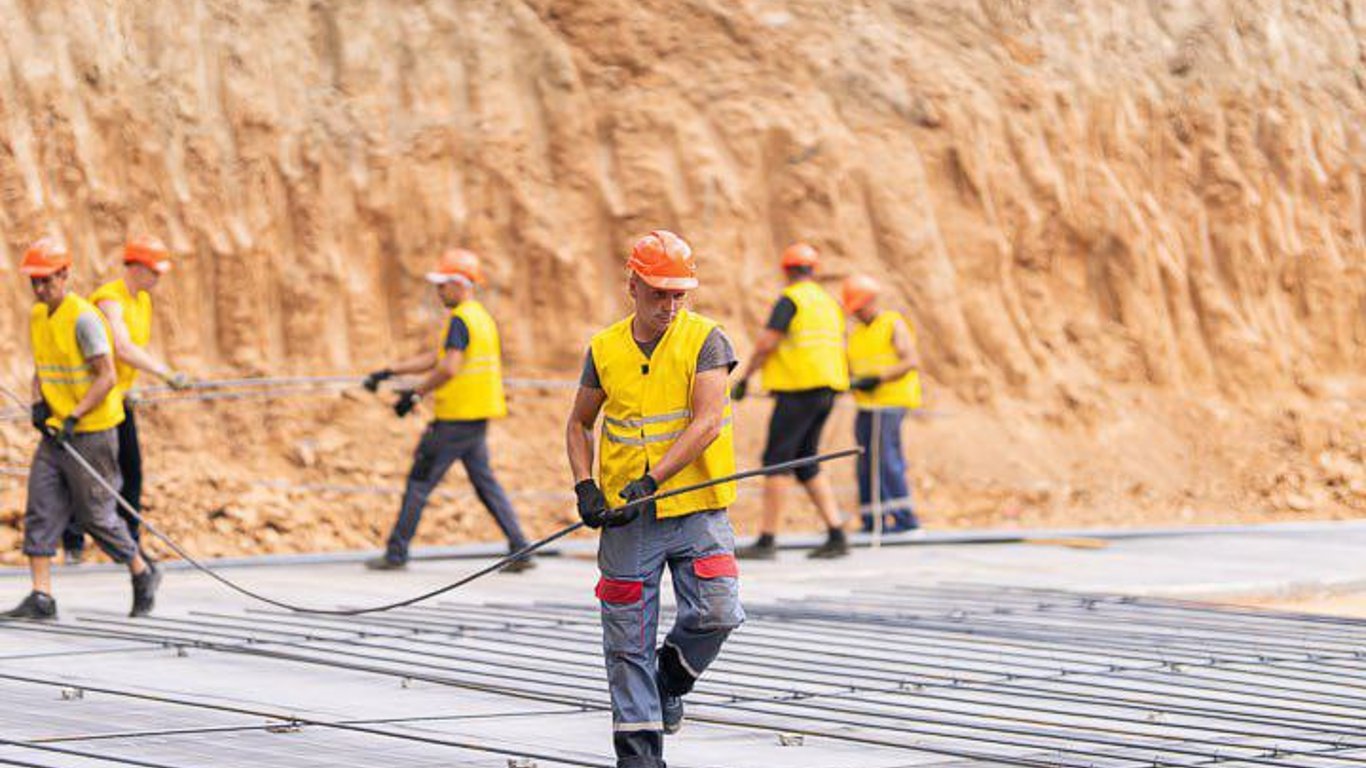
[4,591,57,620]
[500,555,537,574]
[130,562,162,617]
[889,510,920,533]
[807,529,849,559]
[735,533,777,561]
[365,556,407,571]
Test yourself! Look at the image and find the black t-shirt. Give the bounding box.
[444,316,469,351]
[765,296,797,333]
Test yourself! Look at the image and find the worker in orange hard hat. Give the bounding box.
[362,248,533,573]
[842,274,923,534]
[731,241,850,560]
[6,237,161,620]
[62,235,194,565]
[566,230,743,766]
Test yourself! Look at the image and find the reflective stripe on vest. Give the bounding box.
[90,278,153,394]
[604,408,693,431]
[30,294,125,433]
[848,310,922,410]
[433,299,508,421]
[591,310,737,519]
[602,416,735,446]
[760,280,849,392]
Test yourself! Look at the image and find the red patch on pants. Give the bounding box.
[693,553,739,579]
[595,577,643,604]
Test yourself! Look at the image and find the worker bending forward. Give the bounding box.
[64,235,191,564]
[6,238,161,619]
[364,249,533,572]
[566,231,744,767]
[842,275,923,533]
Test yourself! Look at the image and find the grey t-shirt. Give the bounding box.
[580,327,737,389]
[74,310,111,359]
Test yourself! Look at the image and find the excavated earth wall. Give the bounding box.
[0,0,1363,561]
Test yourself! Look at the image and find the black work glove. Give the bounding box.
[575,479,611,529]
[393,389,420,418]
[165,371,193,391]
[59,416,79,443]
[30,401,52,435]
[363,368,394,393]
[851,376,882,392]
[618,473,659,522]
[730,379,748,401]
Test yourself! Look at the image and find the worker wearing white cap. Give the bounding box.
[363,249,533,572]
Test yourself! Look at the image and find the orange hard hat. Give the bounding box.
[780,241,819,270]
[627,230,697,290]
[841,273,881,314]
[124,235,173,273]
[426,248,484,285]
[19,237,72,277]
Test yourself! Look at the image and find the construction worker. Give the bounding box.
[843,275,922,533]
[5,237,161,619]
[62,235,191,564]
[731,242,850,560]
[363,249,534,573]
[566,230,744,767]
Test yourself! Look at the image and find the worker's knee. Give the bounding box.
[407,450,437,483]
[682,553,745,631]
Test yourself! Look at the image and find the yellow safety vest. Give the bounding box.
[760,280,849,392]
[433,300,508,421]
[90,278,152,394]
[848,310,922,409]
[591,310,737,519]
[30,294,125,433]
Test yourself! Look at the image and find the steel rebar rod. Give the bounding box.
[0,670,611,768]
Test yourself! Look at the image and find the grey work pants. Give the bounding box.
[384,420,528,564]
[24,431,138,563]
[596,509,745,766]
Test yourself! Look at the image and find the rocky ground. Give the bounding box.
[2,376,1360,566]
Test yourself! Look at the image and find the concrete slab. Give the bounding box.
[2,521,1365,767]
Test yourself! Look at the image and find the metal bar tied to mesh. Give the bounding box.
[0,376,860,617]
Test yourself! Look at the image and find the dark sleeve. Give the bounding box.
[696,328,738,374]
[444,316,470,351]
[579,349,602,389]
[764,296,797,333]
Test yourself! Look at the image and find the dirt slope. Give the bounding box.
[1,0,1363,562]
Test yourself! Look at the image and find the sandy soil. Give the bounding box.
[1229,591,1366,619]
[1,377,1360,566]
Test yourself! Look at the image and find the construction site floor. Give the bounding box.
[2,520,1365,767]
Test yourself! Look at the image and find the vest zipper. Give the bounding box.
[641,359,650,472]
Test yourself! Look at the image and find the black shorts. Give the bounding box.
[761,388,836,481]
